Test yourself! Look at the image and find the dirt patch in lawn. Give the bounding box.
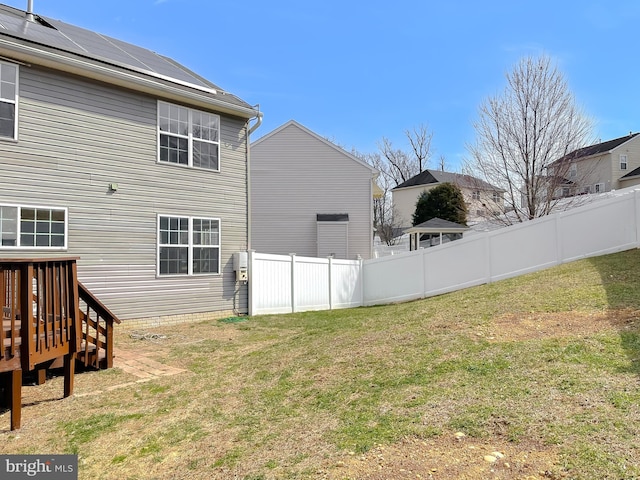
[483,309,640,342]
[324,434,563,480]
[322,309,638,480]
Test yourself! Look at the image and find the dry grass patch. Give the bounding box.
[486,309,640,342]
[1,250,640,479]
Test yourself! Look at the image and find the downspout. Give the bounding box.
[26,0,35,22]
[248,108,263,136]
[246,106,262,252]
[245,106,262,316]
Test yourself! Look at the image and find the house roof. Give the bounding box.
[392,169,501,192]
[554,133,640,163]
[621,165,640,180]
[252,120,378,176]
[404,217,469,235]
[0,4,257,118]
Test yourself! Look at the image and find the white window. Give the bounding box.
[472,190,480,200]
[492,191,502,203]
[0,204,67,249]
[0,61,18,140]
[594,183,605,193]
[620,154,628,170]
[158,101,220,170]
[157,215,220,275]
[569,164,577,178]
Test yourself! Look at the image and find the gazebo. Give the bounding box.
[404,217,469,251]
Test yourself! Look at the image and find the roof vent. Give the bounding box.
[26,0,34,22]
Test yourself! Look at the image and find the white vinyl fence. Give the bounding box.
[249,187,640,316]
[248,253,363,315]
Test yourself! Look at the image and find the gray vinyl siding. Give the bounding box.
[0,65,248,320]
[251,122,374,259]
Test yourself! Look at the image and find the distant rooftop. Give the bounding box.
[393,169,502,191]
[555,133,640,163]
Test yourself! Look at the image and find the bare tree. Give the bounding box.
[465,55,594,224]
[378,124,434,187]
[378,137,417,186]
[356,151,403,245]
[351,125,436,245]
[406,124,433,173]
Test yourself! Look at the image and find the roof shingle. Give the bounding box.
[393,169,501,191]
[556,133,639,163]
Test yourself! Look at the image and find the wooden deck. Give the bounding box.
[0,258,120,430]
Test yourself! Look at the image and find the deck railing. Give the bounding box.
[1,257,119,431]
[1,266,21,373]
[78,281,120,369]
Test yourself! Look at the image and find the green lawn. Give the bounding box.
[2,249,640,479]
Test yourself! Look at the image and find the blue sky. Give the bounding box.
[6,0,640,170]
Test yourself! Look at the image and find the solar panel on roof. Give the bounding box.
[43,17,215,91]
[0,10,78,51]
[0,5,232,97]
[0,5,256,111]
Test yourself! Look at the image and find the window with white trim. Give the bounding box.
[594,183,605,193]
[492,191,502,203]
[158,101,220,170]
[568,163,577,178]
[0,61,18,140]
[471,190,480,200]
[158,215,220,275]
[0,204,67,248]
[620,154,628,170]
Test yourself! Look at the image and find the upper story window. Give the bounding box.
[471,190,480,201]
[157,215,220,276]
[158,101,220,171]
[620,154,628,170]
[0,204,67,249]
[0,61,18,140]
[492,191,502,203]
[568,163,577,178]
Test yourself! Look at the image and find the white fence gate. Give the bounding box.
[249,187,640,316]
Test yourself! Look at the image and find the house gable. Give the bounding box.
[252,120,377,175]
[250,121,376,259]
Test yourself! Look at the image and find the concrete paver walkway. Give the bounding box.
[114,349,187,379]
[73,349,187,398]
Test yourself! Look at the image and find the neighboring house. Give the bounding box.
[0,4,261,326]
[250,120,379,259]
[549,133,640,196]
[392,169,505,227]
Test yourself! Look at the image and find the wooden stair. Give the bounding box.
[0,258,120,430]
